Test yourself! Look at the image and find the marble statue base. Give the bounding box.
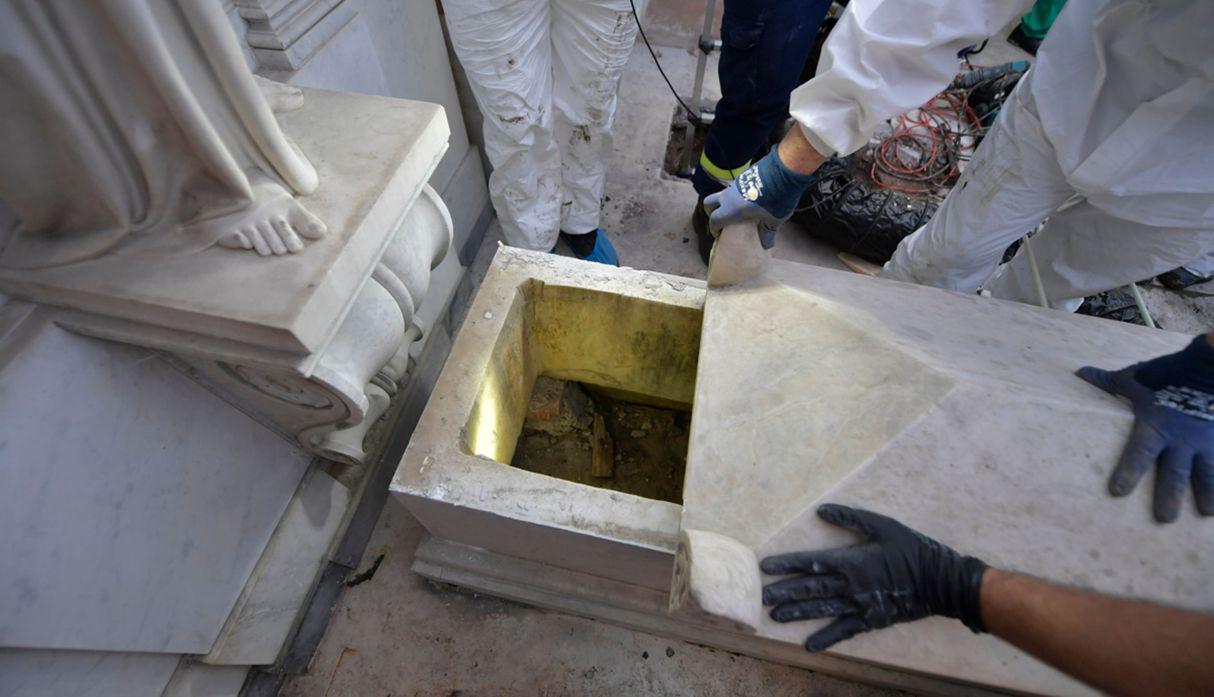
[2,85,461,695]
[1,87,455,466]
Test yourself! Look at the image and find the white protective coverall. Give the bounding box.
[444,0,645,251]
[790,0,1214,310]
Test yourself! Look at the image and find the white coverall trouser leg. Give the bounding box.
[883,70,1214,311]
[444,0,642,251]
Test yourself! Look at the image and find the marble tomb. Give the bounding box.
[393,246,1210,697]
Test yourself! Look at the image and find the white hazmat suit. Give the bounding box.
[789,0,1214,310]
[444,0,645,252]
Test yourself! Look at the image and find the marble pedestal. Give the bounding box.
[393,248,1209,696]
[2,87,460,696]
[1,86,453,467]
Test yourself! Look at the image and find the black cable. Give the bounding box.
[629,0,701,124]
[959,39,989,66]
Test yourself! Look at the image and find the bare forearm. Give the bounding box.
[982,569,1214,696]
[776,125,827,176]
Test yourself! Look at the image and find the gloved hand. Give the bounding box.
[703,146,816,250]
[760,504,988,653]
[1077,335,1214,523]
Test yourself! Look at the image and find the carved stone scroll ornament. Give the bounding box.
[0,0,325,269]
[177,184,454,467]
[312,184,455,466]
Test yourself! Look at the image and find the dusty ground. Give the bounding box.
[280,501,896,697]
[282,26,1211,697]
[1139,283,1214,334]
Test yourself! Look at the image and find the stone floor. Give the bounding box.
[282,32,1212,697]
[280,498,902,697]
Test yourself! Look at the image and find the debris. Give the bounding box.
[838,252,882,277]
[345,553,385,587]
[591,413,614,478]
[523,376,590,436]
[511,380,690,502]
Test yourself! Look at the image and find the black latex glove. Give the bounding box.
[760,504,988,653]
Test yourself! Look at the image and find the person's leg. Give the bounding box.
[691,0,831,198]
[1008,0,1066,54]
[549,0,641,242]
[881,71,1076,294]
[444,0,561,252]
[1020,0,1067,41]
[986,202,1214,310]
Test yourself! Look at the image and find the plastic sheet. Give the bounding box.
[792,156,937,265]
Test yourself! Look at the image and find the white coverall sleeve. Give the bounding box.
[790,0,1034,158]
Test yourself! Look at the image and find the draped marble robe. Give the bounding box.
[0,0,325,269]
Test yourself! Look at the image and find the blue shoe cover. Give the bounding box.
[584,229,619,266]
[562,229,619,266]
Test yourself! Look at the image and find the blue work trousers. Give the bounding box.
[692,0,831,196]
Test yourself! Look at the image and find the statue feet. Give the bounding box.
[215,173,327,256]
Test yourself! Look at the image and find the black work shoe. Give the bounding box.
[1007,25,1041,56]
[692,195,713,266]
[1158,267,1213,290]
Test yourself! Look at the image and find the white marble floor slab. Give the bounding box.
[0,320,311,653]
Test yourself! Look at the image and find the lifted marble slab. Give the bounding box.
[674,260,1206,696]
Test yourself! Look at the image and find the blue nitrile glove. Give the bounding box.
[703,146,816,250]
[1077,335,1214,523]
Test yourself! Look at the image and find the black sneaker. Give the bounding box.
[692,195,713,265]
[1158,267,1213,290]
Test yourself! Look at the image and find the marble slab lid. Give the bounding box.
[677,259,1211,695]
